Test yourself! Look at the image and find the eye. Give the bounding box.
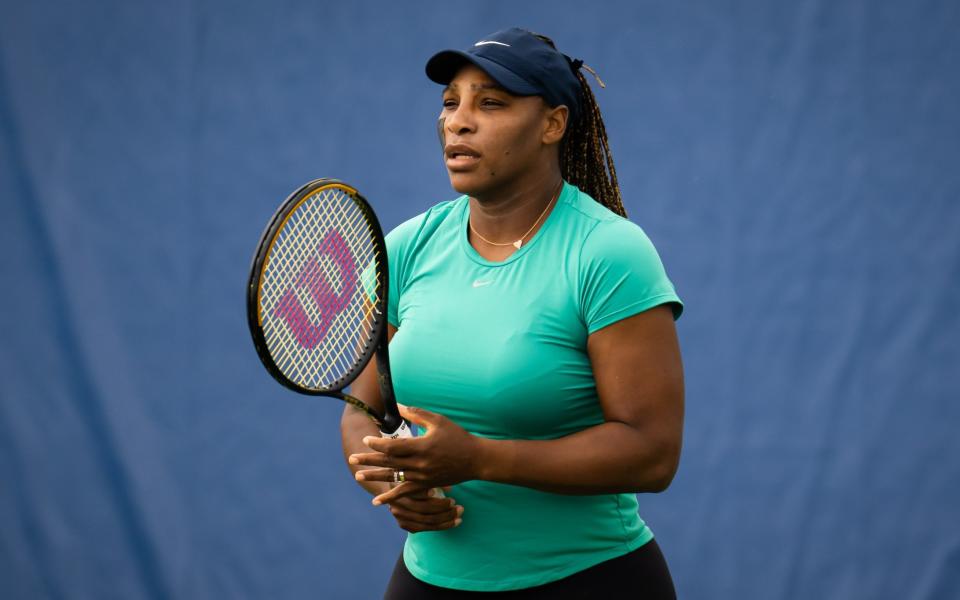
[481,98,504,108]
[442,99,458,109]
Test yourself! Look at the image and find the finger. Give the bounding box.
[354,468,398,483]
[372,481,425,506]
[355,467,431,484]
[402,488,435,500]
[391,495,459,515]
[361,435,417,457]
[348,452,410,469]
[392,488,445,500]
[394,516,462,534]
[406,487,452,501]
[389,504,462,527]
[397,404,446,432]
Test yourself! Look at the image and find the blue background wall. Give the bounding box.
[2,1,958,598]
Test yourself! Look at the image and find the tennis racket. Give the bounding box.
[246,178,410,439]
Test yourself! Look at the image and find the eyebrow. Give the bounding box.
[442,82,508,94]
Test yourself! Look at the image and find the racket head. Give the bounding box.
[246,179,389,408]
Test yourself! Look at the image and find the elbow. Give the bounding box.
[645,462,678,493]
[636,441,682,493]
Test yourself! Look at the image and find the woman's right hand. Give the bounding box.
[380,484,463,533]
[340,322,462,533]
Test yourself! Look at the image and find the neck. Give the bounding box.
[468,166,564,242]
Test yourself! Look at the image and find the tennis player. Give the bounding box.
[342,27,684,598]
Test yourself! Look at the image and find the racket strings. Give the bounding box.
[268,195,376,385]
[259,186,384,390]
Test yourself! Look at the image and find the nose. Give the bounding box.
[444,103,477,137]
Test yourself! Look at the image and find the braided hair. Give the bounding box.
[532,33,626,218]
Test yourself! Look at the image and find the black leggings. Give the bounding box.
[383,539,677,599]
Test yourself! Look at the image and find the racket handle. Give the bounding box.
[380,419,411,439]
[378,422,446,498]
[375,336,406,435]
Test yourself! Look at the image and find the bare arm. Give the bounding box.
[340,324,463,532]
[339,323,397,497]
[354,304,685,499]
[476,304,685,493]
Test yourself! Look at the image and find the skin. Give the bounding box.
[340,325,464,533]
[339,64,684,532]
[441,64,570,261]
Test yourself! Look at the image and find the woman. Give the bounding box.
[341,27,684,598]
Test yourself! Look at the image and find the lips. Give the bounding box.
[444,143,481,170]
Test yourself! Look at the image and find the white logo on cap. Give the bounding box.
[475,41,511,47]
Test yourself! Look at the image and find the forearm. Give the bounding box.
[339,325,398,497]
[340,405,390,497]
[474,421,680,495]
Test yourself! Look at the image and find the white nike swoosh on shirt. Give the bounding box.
[474,41,511,47]
[472,279,493,288]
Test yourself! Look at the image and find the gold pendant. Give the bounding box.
[513,240,522,249]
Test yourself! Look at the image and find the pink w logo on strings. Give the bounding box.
[273,230,358,348]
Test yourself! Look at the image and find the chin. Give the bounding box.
[447,170,499,198]
[447,171,482,196]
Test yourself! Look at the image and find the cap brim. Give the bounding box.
[425,50,539,96]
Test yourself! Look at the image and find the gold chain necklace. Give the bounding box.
[468,181,563,249]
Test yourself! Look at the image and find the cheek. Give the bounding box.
[461,113,543,181]
[492,123,539,169]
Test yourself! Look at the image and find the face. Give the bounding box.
[439,64,567,196]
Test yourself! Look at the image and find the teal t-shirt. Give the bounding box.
[386,181,683,592]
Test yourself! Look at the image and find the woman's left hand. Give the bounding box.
[348,404,485,505]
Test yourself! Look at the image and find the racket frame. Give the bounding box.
[246,178,404,434]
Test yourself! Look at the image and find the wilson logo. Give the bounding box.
[273,230,357,348]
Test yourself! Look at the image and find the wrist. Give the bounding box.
[470,436,507,482]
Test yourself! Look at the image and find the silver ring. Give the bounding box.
[397,470,406,483]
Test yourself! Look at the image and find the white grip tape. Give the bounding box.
[381,419,412,439]
[379,420,445,498]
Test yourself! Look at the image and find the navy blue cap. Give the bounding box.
[425,28,584,124]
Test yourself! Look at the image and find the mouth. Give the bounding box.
[444,144,482,171]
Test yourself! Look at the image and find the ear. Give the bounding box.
[542,104,569,146]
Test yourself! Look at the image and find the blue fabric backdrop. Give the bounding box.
[1,1,958,598]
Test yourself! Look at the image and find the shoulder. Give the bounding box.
[582,218,662,270]
[385,196,464,292]
[563,186,683,324]
[385,196,463,253]
[562,186,662,268]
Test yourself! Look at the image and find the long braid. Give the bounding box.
[533,33,626,217]
[560,70,626,217]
